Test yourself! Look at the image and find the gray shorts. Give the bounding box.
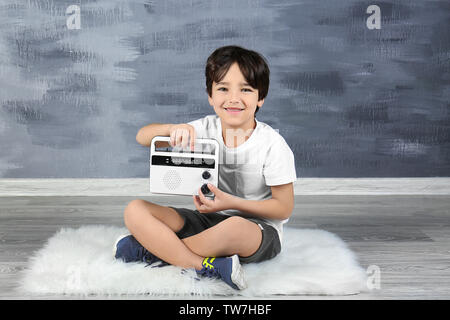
[168,206,281,264]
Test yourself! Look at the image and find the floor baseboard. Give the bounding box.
[0,178,449,196]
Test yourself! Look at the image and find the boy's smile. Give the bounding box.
[208,62,265,147]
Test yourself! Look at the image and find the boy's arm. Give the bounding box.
[232,182,294,220]
[136,123,174,147]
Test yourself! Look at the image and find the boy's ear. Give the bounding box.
[206,87,213,106]
[208,94,213,106]
[257,98,265,108]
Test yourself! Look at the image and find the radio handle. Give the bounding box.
[150,136,219,156]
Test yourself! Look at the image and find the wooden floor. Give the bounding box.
[1,195,449,300]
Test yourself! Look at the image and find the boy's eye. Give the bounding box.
[217,87,253,92]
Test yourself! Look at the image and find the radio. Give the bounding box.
[149,136,220,198]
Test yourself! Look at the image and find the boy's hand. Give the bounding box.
[169,124,196,151]
[193,183,237,213]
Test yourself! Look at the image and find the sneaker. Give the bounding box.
[113,234,168,267]
[196,254,247,290]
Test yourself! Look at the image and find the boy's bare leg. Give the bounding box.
[126,199,185,232]
[123,199,203,270]
[123,200,262,269]
[181,216,262,259]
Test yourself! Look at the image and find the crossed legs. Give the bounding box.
[123,199,262,270]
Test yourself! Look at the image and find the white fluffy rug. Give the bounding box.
[18,225,369,297]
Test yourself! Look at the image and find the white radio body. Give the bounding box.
[149,136,220,197]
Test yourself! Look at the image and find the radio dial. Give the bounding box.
[201,183,211,195]
[202,171,211,179]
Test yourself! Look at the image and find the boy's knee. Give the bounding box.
[124,199,150,227]
[222,216,262,256]
[223,216,252,238]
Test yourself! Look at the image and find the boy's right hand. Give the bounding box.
[169,124,196,151]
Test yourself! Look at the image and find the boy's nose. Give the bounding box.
[228,90,241,102]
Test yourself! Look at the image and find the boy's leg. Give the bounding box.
[123,199,203,270]
[125,199,185,232]
[123,200,262,266]
[181,216,263,259]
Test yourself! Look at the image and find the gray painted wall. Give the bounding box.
[0,0,448,178]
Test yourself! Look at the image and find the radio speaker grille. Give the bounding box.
[163,170,181,190]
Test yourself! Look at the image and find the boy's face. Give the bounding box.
[208,62,264,130]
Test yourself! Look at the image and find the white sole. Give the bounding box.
[230,254,247,290]
[113,234,131,258]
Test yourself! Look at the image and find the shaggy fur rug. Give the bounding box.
[18,225,369,297]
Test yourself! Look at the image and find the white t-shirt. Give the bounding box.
[187,115,297,242]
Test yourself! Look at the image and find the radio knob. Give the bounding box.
[201,183,211,195]
[202,171,211,179]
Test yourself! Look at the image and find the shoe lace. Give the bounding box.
[202,267,219,278]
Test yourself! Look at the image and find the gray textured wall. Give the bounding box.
[0,0,448,178]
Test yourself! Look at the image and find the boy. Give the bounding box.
[114,45,297,290]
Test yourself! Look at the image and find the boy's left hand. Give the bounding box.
[193,183,237,213]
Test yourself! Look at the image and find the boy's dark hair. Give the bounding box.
[205,45,270,116]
